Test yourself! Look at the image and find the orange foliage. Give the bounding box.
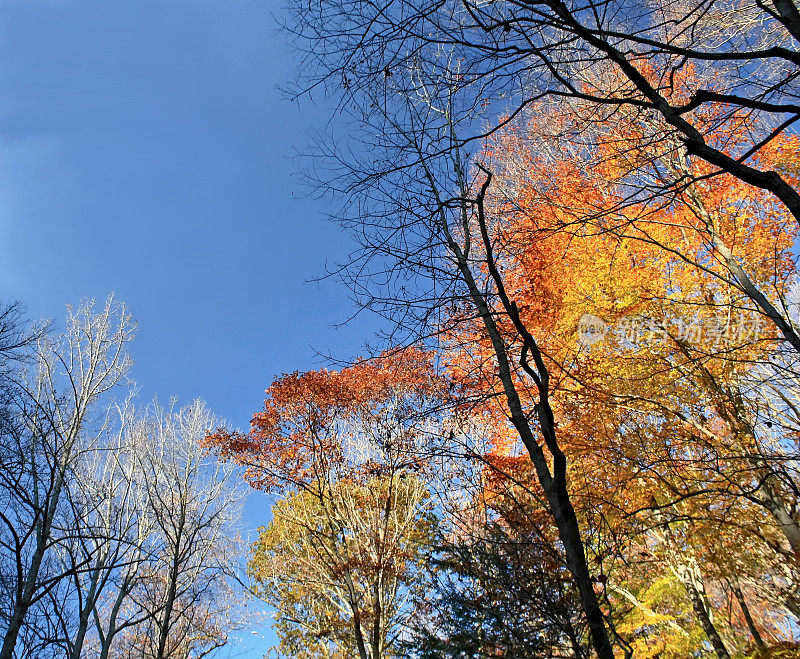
[204,348,443,492]
[439,72,800,652]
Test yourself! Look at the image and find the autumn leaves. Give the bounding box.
[208,82,800,655]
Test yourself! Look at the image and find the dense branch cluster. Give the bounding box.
[0,298,247,659]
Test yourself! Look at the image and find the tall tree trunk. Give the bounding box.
[156,502,188,659]
[96,587,128,659]
[440,217,615,656]
[669,555,731,659]
[730,578,766,649]
[1,532,48,659]
[0,602,28,659]
[156,552,182,659]
[683,578,731,659]
[351,607,370,659]
[69,560,105,659]
[757,475,800,555]
[1,462,65,659]
[371,584,382,659]
[70,596,94,659]
[438,179,616,659]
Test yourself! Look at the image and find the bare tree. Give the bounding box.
[56,399,157,659]
[0,299,250,659]
[0,296,134,659]
[110,400,247,659]
[0,301,45,364]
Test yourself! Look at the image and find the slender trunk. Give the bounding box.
[462,276,613,657]
[0,602,27,659]
[654,499,730,659]
[156,501,188,659]
[97,620,115,659]
[683,578,731,659]
[417,152,614,656]
[682,177,800,553]
[371,586,381,659]
[1,502,58,658]
[70,616,90,659]
[730,578,766,649]
[1,413,80,659]
[668,549,730,659]
[70,562,104,659]
[0,542,47,659]
[544,480,614,659]
[93,572,135,659]
[444,181,615,659]
[155,553,182,659]
[351,607,370,659]
[482,306,614,659]
[70,602,94,659]
[96,570,131,659]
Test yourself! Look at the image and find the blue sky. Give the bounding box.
[0,1,372,655]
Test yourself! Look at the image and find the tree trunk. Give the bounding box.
[0,602,27,659]
[156,502,188,659]
[683,579,731,659]
[450,257,615,656]
[70,566,103,659]
[96,571,130,659]
[758,476,800,555]
[545,469,615,659]
[668,554,730,659]
[442,186,616,659]
[156,553,182,659]
[730,578,765,649]
[0,508,55,659]
[70,606,93,659]
[351,608,371,659]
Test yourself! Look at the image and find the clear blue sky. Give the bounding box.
[0,1,372,656]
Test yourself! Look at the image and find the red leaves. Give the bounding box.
[204,348,442,493]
